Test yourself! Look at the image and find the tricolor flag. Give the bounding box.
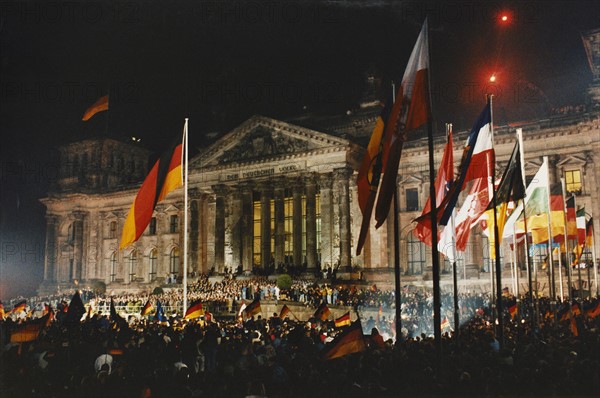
[244,299,261,318]
[204,311,212,323]
[503,158,549,240]
[482,140,524,259]
[440,317,452,332]
[0,302,5,319]
[570,316,579,337]
[573,208,586,265]
[9,312,53,343]
[565,196,578,239]
[508,303,518,320]
[82,95,109,121]
[279,304,290,320]
[120,135,183,249]
[314,302,331,321]
[9,300,26,315]
[526,184,568,245]
[356,95,393,255]
[184,300,204,320]
[438,102,494,227]
[140,300,153,316]
[334,312,351,328]
[586,301,600,319]
[374,19,430,228]
[322,321,367,360]
[414,127,454,247]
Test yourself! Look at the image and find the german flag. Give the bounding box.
[335,312,351,328]
[82,95,109,121]
[9,300,26,315]
[0,302,5,319]
[322,321,367,360]
[441,317,452,332]
[279,304,290,320]
[508,304,518,320]
[120,135,183,249]
[140,300,153,316]
[314,303,331,321]
[586,301,600,319]
[184,300,204,320]
[9,312,52,343]
[570,316,579,337]
[565,196,577,239]
[244,299,261,317]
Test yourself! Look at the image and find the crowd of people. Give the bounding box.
[1,274,600,397]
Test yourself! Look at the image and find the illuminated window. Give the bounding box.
[407,230,425,275]
[149,249,157,281]
[316,193,321,262]
[128,250,137,283]
[169,247,179,275]
[253,201,261,266]
[284,195,293,264]
[302,194,306,261]
[406,188,419,211]
[565,169,582,195]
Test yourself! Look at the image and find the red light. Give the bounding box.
[490,74,496,82]
[501,15,508,22]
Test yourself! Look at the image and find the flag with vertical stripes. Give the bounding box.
[120,134,183,250]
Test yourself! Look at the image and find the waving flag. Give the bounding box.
[414,128,454,246]
[334,312,351,328]
[82,95,109,121]
[140,300,153,316]
[438,102,493,227]
[184,300,204,320]
[121,136,183,249]
[279,304,291,320]
[155,300,169,325]
[244,299,261,317]
[374,19,430,228]
[322,321,367,360]
[314,302,331,321]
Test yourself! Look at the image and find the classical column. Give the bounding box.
[189,188,200,274]
[305,173,318,271]
[292,179,303,267]
[335,168,352,268]
[44,215,58,282]
[260,183,272,270]
[230,187,243,271]
[72,211,86,281]
[273,178,286,268]
[241,182,254,271]
[212,185,227,273]
[319,173,334,269]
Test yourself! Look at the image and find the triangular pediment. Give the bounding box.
[192,115,350,168]
[556,154,587,168]
[400,175,423,185]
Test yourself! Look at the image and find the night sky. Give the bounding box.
[1,0,598,298]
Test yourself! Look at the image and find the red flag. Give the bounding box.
[374,20,430,228]
[82,95,109,121]
[121,134,183,249]
[414,128,454,246]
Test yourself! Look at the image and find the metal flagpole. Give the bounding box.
[517,128,535,322]
[183,118,189,315]
[512,224,520,306]
[543,156,556,310]
[560,178,573,300]
[391,82,402,342]
[590,215,598,297]
[446,123,460,338]
[489,95,504,346]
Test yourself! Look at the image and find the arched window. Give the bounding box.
[169,247,179,276]
[110,252,117,282]
[407,230,425,275]
[149,249,158,281]
[128,250,137,283]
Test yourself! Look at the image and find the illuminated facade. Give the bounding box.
[39,29,600,294]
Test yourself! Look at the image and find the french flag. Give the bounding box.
[439,102,494,226]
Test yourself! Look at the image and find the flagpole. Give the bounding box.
[561,178,573,300]
[590,216,598,297]
[512,224,520,303]
[543,156,556,309]
[391,81,402,343]
[489,95,504,346]
[516,128,535,322]
[424,20,442,363]
[445,124,460,338]
[183,118,189,315]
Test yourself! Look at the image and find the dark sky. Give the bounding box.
[1,0,598,298]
